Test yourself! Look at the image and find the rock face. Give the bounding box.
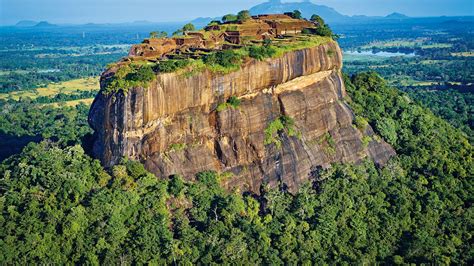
[89,41,395,193]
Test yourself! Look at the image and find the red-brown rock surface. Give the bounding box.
[89,41,395,193]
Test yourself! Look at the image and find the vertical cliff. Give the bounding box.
[89,41,395,193]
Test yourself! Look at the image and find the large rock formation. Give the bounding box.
[89,41,395,193]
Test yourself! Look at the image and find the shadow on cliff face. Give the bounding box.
[0,133,42,162]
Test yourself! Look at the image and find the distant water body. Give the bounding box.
[344,50,416,57]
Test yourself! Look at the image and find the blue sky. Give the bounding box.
[1,0,473,25]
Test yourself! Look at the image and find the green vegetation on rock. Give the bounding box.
[309,14,338,40]
[319,132,336,155]
[203,49,244,72]
[149,31,168,39]
[103,64,156,95]
[155,59,192,73]
[264,115,299,148]
[237,10,251,22]
[248,45,277,60]
[168,143,187,153]
[173,23,196,36]
[216,96,241,112]
[102,34,332,96]
[222,14,238,23]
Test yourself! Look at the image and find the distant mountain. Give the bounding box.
[190,1,349,26]
[15,20,38,27]
[130,20,154,25]
[34,21,57,28]
[190,1,411,26]
[249,0,349,24]
[385,12,409,19]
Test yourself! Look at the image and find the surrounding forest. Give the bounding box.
[337,18,473,142]
[0,14,473,264]
[1,73,472,264]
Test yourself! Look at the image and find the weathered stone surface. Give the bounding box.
[89,41,396,193]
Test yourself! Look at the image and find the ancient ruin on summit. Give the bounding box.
[129,14,317,59]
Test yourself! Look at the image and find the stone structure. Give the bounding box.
[129,14,317,59]
[89,39,396,194]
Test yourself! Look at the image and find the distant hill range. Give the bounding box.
[192,0,411,26]
[15,20,39,27]
[385,12,410,19]
[14,20,57,28]
[34,21,57,28]
[249,0,348,23]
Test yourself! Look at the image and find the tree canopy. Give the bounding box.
[291,10,302,19]
[0,73,472,264]
[222,14,238,23]
[149,31,168,39]
[237,10,251,22]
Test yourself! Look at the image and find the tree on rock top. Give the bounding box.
[237,10,251,22]
[222,14,238,23]
[182,23,195,32]
[310,14,325,26]
[291,10,302,19]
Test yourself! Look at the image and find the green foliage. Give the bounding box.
[290,10,302,19]
[149,31,168,39]
[168,143,187,153]
[354,115,369,131]
[315,25,334,38]
[264,115,299,148]
[203,50,243,72]
[375,118,398,145]
[237,10,251,22]
[319,132,336,155]
[401,88,473,142]
[1,15,473,265]
[216,96,241,112]
[0,142,172,264]
[103,64,156,95]
[344,72,473,263]
[301,28,313,34]
[270,36,332,58]
[1,76,472,264]
[155,59,191,73]
[362,135,372,148]
[248,45,277,60]
[172,23,195,36]
[226,25,238,31]
[222,14,238,23]
[0,101,92,161]
[0,47,125,93]
[148,35,331,76]
[306,14,336,39]
[182,23,196,32]
[168,175,185,196]
[207,20,222,26]
[310,14,325,26]
[216,103,227,112]
[227,95,241,108]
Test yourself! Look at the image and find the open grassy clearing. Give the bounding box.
[0,77,99,100]
[0,70,31,75]
[362,39,452,49]
[418,59,451,65]
[47,98,95,107]
[451,52,474,57]
[342,53,389,63]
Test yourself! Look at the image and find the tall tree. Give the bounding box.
[237,10,251,22]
